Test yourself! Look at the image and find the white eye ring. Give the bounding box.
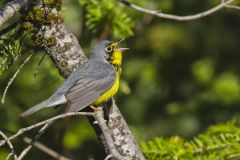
[105,46,113,53]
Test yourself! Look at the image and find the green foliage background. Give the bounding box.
[0,0,240,159]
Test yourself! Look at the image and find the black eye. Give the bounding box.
[105,46,113,53]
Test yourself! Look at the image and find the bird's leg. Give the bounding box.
[90,105,100,112]
[103,97,113,123]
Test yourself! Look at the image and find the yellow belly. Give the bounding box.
[93,72,120,105]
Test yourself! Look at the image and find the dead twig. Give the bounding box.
[104,154,113,160]
[1,127,73,160]
[119,0,235,21]
[1,53,33,103]
[23,136,72,160]
[0,131,17,160]
[225,4,240,10]
[16,122,52,160]
[6,153,14,160]
[0,112,94,147]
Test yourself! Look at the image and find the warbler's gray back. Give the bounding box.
[20,41,116,117]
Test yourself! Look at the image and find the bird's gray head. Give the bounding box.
[89,40,116,61]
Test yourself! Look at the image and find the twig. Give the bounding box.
[119,0,235,21]
[16,122,52,160]
[94,108,123,160]
[0,131,17,160]
[1,128,72,160]
[0,112,94,147]
[6,153,13,160]
[34,53,47,77]
[226,4,240,10]
[23,136,72,160]
[1,53,33,103]
[0,0,29,27]
[104,154,113,160]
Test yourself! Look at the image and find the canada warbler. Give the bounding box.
[20,39,128,117]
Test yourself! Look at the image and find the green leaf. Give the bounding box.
[141,122,240,160]
[78,0,134,38]
[0,32,23,76]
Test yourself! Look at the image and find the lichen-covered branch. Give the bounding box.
[94,108,124,160]
[21,0,86,78]
[108,100,144,159]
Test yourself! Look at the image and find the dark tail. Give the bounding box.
[20,94,67,117]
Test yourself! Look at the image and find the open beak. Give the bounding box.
[114,38,129,52]
[116,38,126,44]
[118,48,129,51]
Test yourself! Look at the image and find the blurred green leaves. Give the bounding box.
[212,72,240,104]
[78,0,134,38]
[63,121,95,149]
[0,33,23,76]
[192,58,240,104]
[192,58,215,85]
[0,150,9,160]
[119,79,131,95]
[146,24,192,57]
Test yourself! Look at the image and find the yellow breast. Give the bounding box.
[93,72,120,105]
[112,50,122,66]
[93,49,122,105]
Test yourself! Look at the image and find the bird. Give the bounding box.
[20,39,128,117]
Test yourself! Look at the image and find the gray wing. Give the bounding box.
[20,63,90,117]
[20,61,116,117]
[65,61,116,112]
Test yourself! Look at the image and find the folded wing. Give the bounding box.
[20,61,116,116]
[66,61,116,112]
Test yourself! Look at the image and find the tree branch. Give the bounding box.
[2,52,33,103]
[119,0,235,21]
[108,100,144,159]
[0,112,94,147]
[94,108,123,160]
[16,122,51,160]
[0,131,17,160]
[0,0,29,27]
[23,136,72,160]
[226,4,240,10]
